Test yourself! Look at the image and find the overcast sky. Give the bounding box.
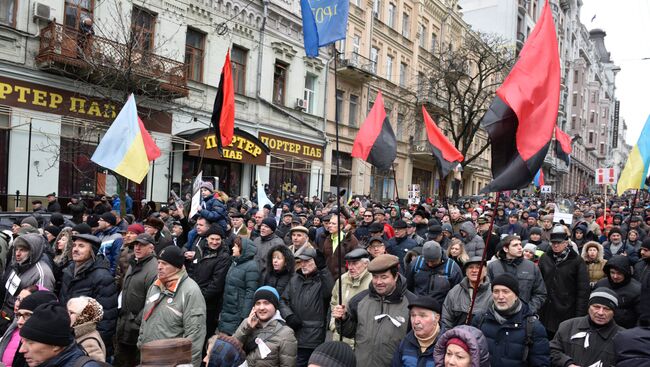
[579,0,650,145]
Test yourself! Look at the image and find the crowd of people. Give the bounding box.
[1,186,649,367]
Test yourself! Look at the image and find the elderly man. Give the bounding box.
[329,248,372,346]
[138,246,206,367]
[539,226,590,338]
[472,274,550,367]
[442,256,492,328]
[550,288,622,367]
[114,233,158,367]
[392,296,444,366]
[288,225,312,258]
[333,254,417,367]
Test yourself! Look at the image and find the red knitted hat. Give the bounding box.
[447,337,470,354]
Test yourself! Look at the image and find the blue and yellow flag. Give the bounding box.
[301,0,349,57]
[617,114,650,195]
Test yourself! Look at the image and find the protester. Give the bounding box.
[262,244,295,296]
[308,341,356,367]
[594,255,641,329]
[321,214,359,279]
[391,296,444,366]
[433,325,491,367]
[442,256,491,329]
[581,241,607,287]
[67,296,106,362]
[458,222,486,257]
[95,212,124,276]
[407,241,463,304]
[253,218,285,275]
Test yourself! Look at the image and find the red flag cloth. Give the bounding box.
[555,127,572,154]
[138,117,161,161]
[351,91,397,170]
[422,106,464,177]
[479,0,560,193]
[211,50,235,154]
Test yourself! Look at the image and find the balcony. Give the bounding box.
[36,22,189,99]
[410,139,431,155]
[336,52,376,84]
[418,92,447,114]
[465,157,489,172]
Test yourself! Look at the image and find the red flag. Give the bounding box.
[479,0,560,193]
[555,128,572,154]
[351,91,397,170]
[211,50,235,154]
[137,117,161,161]
[422,106,464,177]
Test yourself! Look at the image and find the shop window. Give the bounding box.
[58,138,99,198]
[273,61,288,105]
[185,28,205,82]
[231,45,247,95]
[0,114,8,202]
[1,0,15,26]
[131,7,156,51]
[269,156,310,199]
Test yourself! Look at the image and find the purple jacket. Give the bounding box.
[433,325,490,367]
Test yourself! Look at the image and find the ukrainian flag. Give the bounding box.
[617,114,650,195]
[91,94,161,183]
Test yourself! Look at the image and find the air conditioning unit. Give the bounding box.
[33,2,52,21]
[295,98,308,110]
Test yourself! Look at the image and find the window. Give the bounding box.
[591,91,596,103]
[349,94,359,126]
[387,3,395,27]
[399,62,407,87]
[418,71,426,94]
[430,32,437,53]
[418,24,426,47]
[335,90,344,122]
[352,35,361,54]
[385,55,393,81]
[590,111,595,123]
[337,39,346,55]
[185,28,205,82]
[396,113,404,139]
[273,61,288,105]
[131,7,156,51]
[573,70,578,83]
[572,93,577,107]
[304,74,317,114]
[64,0,93,30]
[231,46,247,95]
[600,143,605,155]
[372,0,380,19]
[588,131,594,144]
[1,0,16,26]
[402,12,410,38]
[571,116,576,130]
[370,47,379,73]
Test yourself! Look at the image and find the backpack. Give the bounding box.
[73,356,112,367]
[412,256,455,279]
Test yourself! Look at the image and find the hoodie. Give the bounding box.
[580,241,607,286]
[459,222,485,258]
[595,255,641,329]
[262,244,295,296]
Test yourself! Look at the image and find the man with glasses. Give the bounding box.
[487,235,546,314]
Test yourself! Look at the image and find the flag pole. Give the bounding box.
[466,191,501,325]
[624,189,640,245]
[332,45,344,342]
[392,163,400,203]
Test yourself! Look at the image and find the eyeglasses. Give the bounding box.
[15,312,32,320]
[363,215,373,217]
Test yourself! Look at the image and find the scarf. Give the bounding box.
[552,248,571,264]
[491,299,522,324]
[609,242,623,256]
[415,323,440,353]
[154,268,185,293]
[261,233,274,242]
[331,231,345,253]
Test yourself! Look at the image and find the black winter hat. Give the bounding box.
[491,273,520,296]
[44,225,61,238]
[72,223,92,234]
[99,212,117,226]
[641,238,650,251]
[408,296,442,314]
[205,225,225,238]
[393,219,407,229]
[261,217,277,232]
[20,302,73,347]
[49,213,65,227]
[19,291,59,312]
[158,245,185,269]
[608,227,622,239]
[368,222,384,233]
[308,341,356,367]
[253,286,280,309]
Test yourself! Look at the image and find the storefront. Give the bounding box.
[260,132,324,199]
[181,128,269,197]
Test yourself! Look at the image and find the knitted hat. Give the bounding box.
[44,225,61,238]
[491,273,520,296]
[127,223,145,235]
[641,238,650,251]
[441,223,453,233]
[523,243,537,254]
[261,217,277,232]
[447,337,470,354]
[72,222,92,234]
[200,181,214,192]
[422,241,442,261]
[589,287,618,310]
[50,213,64,227]
[528,227,542,236]
[308,341,356,367]
[253,286,280,309]
[20,303,73,347]
[205,225,225,238]
[207,335,246,367]
[67,296,104,326]
[428,224,442,235]
[158,245,185,269]
[19,291,59,312]
[99,212,117,226]
[608,227,622,239]
[21,216,39,229]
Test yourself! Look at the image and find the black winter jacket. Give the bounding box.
[191,243,231,313]
[59,258,118,347]
[613,325,650,367]
[280,267,334,349]
[595,255,641,329]
[538,248,590,333]
[406,254,463,305]
[551,316,621,367]
[262,244,295,296]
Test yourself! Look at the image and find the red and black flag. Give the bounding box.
[422,106,464,177]
[211,49,235,155]
[555,127,572,165]
[351,91,397,170]
[479,0,560,193]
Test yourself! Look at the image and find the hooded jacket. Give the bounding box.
[262,244,295,296]
[433,325,490,367]
[580,241,607,285]
[486,252,547,314]
[550,315,621,367]
[459,222,486,257]
[218,238,259,335]
[441,277,492,329]
[571,222,595,250]
[595,255,641,329]
[337,274,417,367]
[253,234,285,276]
[233,314,297,367]
[198,195,228,233]
[0,233,55,317]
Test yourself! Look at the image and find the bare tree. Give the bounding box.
[401,32,516,198]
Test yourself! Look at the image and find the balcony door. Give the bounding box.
[63,0,93,57]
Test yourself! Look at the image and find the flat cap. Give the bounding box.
[345,248,369,261]
[296,247,317,260]
[477,217,489,225]
[134,233,156,245]
[393,219,407,229]
[367,254,399,273]
[72,233,101,246]
[373,208,385,216]
[368,222,384,233]
[289,225,309,235]
[462,256,484,272]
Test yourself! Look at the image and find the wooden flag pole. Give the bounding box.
[466,191,501,325]
[392,163,400,202]
[332,45,344,342]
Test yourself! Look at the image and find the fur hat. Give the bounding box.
[67,296,104,326]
